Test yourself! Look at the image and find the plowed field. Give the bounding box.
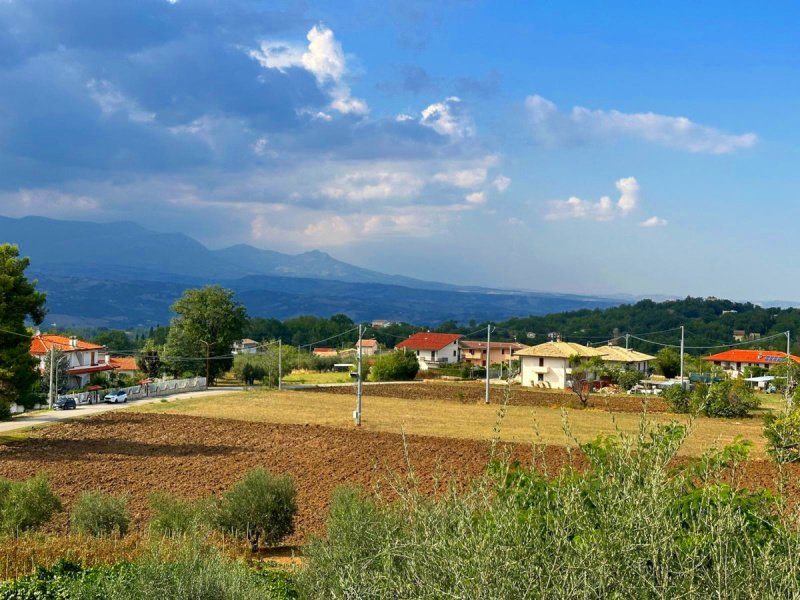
[0,412,545,544]
[304,382,671,412]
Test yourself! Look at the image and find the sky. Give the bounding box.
[0,0,798,300]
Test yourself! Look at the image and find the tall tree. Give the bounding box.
[136,340,163,379]
[41,348,70,395]
[0,245,47,414]
[164,286,247,384]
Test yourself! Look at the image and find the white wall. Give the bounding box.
[410,342,460,370]
[520,355,571,389]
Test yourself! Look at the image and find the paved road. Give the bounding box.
[0,388,243,434]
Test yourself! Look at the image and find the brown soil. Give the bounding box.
[303,382,671,413]
[0,412,556,544]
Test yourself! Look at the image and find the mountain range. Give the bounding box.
[1,216,624,328]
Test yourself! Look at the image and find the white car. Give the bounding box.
[104,390,128,403]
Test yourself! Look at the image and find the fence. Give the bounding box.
[57,377,208,405]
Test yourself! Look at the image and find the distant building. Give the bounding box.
[733,330,746,342]
[109,356,139,378]
[702,349,800,378]
[460,340,530,367]
[312,347,339,358]
[371,320,397,329]
[30,334,115,389]
[396,333,462,370]
[232,339,259,354]
[356,338,379,356]
[516,341,606,389]
[597,345,655,373]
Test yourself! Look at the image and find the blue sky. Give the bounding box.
[1,0,798,299]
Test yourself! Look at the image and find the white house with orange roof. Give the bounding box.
[30,334,115,389]
[396,332,462,370]
[703,349,800,378]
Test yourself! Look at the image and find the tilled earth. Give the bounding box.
[0,413,552,544]
[0,412,795,545]
[304,382,671,412]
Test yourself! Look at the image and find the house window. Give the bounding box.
[416,350,419,356]
[453,350,457,357]
[537,373,544,382]
[539,357,544,367]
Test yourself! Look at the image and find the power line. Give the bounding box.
[628,330,789,350]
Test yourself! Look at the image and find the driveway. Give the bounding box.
[0,387,243,435]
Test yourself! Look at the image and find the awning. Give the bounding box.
[86,385,103,391]
[744,375,777,383]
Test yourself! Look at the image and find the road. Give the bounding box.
[0,387,242,434]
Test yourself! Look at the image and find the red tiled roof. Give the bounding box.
[68,364,115,375]
[30,335,105,354]
[396,332,462,351]
[110,356,138,371]
[703,349,800,365]
[358,339,378,348]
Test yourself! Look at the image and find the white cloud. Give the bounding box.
[5,189,99,216]
[493,175,511,192]
[320,171,424,202]
[465,191,486,204]
[432,167,487,188]
[508,217,525,226]
[396,113,414,122]
[250,25,367,115]
[87,79,155,123]
[545,176,641,222]
[420,96,474,138]
[525,94,757,154]
[640,216,668,227]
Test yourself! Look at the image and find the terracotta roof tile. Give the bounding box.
[396,333,462,351]
[30,335,105,354]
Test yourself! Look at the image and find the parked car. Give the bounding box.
[54,397,77,410]
[104,390,128,404]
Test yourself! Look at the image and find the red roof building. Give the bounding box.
[30,334,114,388]
[396,333,462,370]
[703,349,800,376]
[460,340,530,367]
[109,356,139,374]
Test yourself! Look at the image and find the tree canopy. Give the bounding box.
[0,244,47,413]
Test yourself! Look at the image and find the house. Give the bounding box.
[109,356,139,378]
[313,347,339,358]
[516,341,607,389]
[396,332,462,370]
[371,320,397,329]
[232,338,259,354]
[30,334,115,389]
[702,349,800,378]
[460,341,530,367]
[597,345,655,373]
[733,330,746,342]
[356,338,379,356]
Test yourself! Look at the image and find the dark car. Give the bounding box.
[54,397,77,410]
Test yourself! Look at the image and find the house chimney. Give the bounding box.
[69,336,78,348]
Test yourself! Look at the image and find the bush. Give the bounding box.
[70,491,130,537]
[664,384,692,413]
[216,468,297,551]
[764,410,800,464]
[695,379,760,418]
[300,423,798,598]
[615,369,644,391]
[149,492,214,536]
[369,350,419,382]
[0,401,10,421]
[0,474,61,536]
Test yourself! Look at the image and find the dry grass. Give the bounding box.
[130,390,769,457]
[282,371,353,384]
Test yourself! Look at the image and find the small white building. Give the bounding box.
[30,334,115,389]
[396,332,462,370]
[232,338,259,354]
[516,341,607,389]
[597,345,655,373]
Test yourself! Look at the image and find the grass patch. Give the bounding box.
[131,390,771,457]
[282,372,353,385]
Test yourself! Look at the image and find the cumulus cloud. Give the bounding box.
[420,96,474,138]
[87,79,155,123]
[493,175,511,192]
[432,167,487,188]
[545,177,641,222]
[525,94,757,154]
[640,216,668,227]
[319,171,424,202]
[465,191,486,204]
[250,24,367,115]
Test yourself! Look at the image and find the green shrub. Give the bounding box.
[300,422,800,598]
[0,474,61,536]
[764,410,800,464]
[368,350,419,381]
[664,384,692,413]
[217,468,297,551]
[694,379,760,418]
[0,401,11,421]
[615,369,644,391]
[149,492,214,536]
[70,491,130,537]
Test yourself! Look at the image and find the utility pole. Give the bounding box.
[679,326,685,388]
[277,338,282,390]
[625,334,630,350]
[355,324,363,425]
[48,344,55,410]
[485,324,492,404]
[787,331,793,410]
[200,339,210,385]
